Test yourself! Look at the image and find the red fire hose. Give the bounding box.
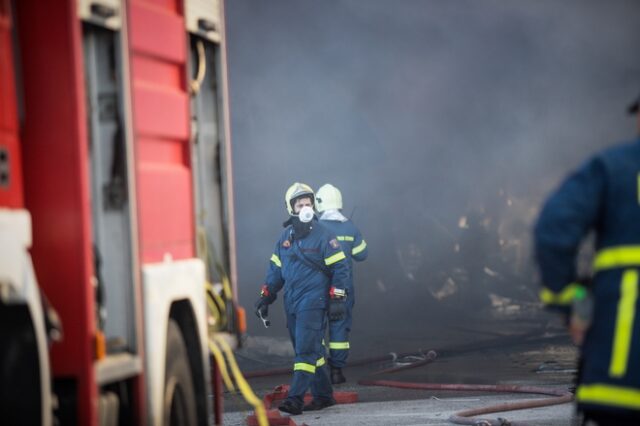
[357,379,573,425]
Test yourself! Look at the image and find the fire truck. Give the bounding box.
[0,0,244,425]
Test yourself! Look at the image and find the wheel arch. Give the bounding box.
[142,258,210,426]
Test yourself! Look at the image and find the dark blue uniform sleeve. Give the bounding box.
[534,156,606,304]
[323,237,350,292]
[264,239,285,296]
[351,227,368,262]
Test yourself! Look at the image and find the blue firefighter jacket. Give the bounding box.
[534,136,640,414]
[264,219,350,314]
[318,219,368,298]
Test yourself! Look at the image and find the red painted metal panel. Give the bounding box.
[0,2,24,208]
[128,0,194,263]
[133,56,183,87]
[16,1,97,425]
[138,164,194,262]
[133,83,190,139]
[138,137,188,164]
[130,2,185,63]
[145,0,181,13]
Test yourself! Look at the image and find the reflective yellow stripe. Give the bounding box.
[316,357,326,367]
[337,235,354,242]
[293,362,316,373]
[577,384,640,410]
[325,251,346,266]
[352,240,367,255]
[329,342,350,350]
[594,246,640,271]
[637,173,640,204]
[270,254,281,268]
[610,269,638,377]
[539,283,586,306]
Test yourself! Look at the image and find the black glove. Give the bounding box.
[329,298,346,322]
[254,297,270,318]
[254,285,276,318]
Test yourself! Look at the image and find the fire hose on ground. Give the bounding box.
[358,378,573,426]
[241,332,574,425]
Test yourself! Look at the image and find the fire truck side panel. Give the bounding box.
[0,2,23,208]
[128,0,195,264]
[128,1,210,425]
[15,0,97,424]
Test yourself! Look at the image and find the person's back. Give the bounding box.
[534,94,640,425]
[316,184,368,384]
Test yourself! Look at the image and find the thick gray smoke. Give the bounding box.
[225,0,640,353]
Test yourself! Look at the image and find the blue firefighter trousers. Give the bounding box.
[285,308,333,407]
[328,298,354,368]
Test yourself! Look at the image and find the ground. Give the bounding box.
[223,304,579,426]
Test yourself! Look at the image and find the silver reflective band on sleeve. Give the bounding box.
[332,288,346,298]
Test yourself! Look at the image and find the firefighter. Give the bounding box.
[255,182,350,415]
[316,183,368,384]
[534,93,640,425]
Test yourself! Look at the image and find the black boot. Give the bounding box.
[331,367,346,384]
[303,397,337,411]
[278,399,303,415]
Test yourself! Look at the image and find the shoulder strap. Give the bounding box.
[292,243,332,278]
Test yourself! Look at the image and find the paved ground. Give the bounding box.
[221,310,580,426]
[224,393,576,425]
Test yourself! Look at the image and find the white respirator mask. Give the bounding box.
[298,206,314,223]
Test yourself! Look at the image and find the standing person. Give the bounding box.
[316,183,368,384]
[534,93,640,426]
[254,182,350,415]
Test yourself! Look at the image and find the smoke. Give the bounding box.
[225,0,640,352]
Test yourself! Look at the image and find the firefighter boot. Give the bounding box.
[303,397,336,411]
[278,399,303,415]
[330,367,346,384]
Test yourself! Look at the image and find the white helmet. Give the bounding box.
[316,184,342,212]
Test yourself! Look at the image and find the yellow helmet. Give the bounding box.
[316,184,342,212]
[285,182,315,215]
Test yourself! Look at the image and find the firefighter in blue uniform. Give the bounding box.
[534,93,640,425]
[255,182,350,415]
[316,184,368,384]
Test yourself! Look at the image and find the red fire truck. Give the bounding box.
[0,0,243,425]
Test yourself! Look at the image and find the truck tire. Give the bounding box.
[163,319,197,426]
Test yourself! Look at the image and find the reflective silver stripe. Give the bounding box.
[270,254,281,267]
